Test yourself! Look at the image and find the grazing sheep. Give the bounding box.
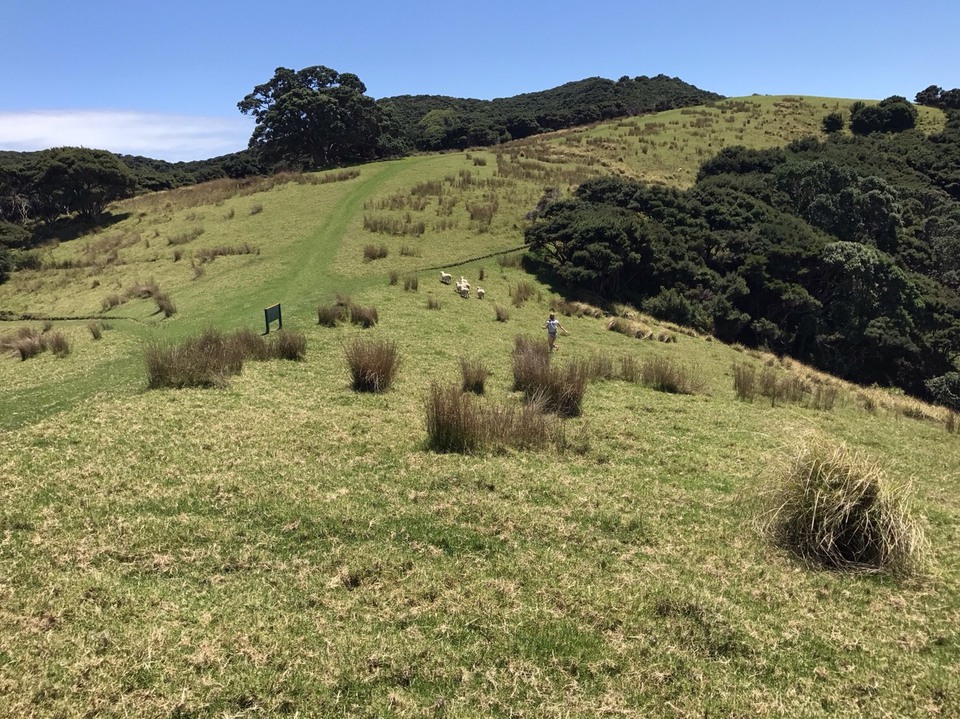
[459,284,470,298]
[476,287,485,299]
[440,271,452,284]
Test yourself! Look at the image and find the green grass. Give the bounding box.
[1,98,959,716]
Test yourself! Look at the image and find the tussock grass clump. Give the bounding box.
[494,305,510,322]
[363,243,389,261]
[154,292,177,317]
[425,383,560,453]
[42,331,71,358]
[460,356,491,394]
[733,362,757,401]
[403,275,419,292]
[512,336,551,393]
[100,294,123,312]
[349,304,379,328]
[87,321,103,340]
[268,330,307,361]
[426,295,442,310]
[317,303,348,327]
[497,252,523,269]
[144,327,306,389]
[759,439,929,576]
[584,353,616,381]
[608,316,652,339]
[388,270,399,286]
[511,280,535,307]
[2,327,44,360]
[512,339,588,417]
[345,337,400,393]
[195,244,259,263]
[641,356,707,395]
[146,329,245,389]
[167,227,205,246]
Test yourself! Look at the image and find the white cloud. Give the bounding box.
[0,110,254,162]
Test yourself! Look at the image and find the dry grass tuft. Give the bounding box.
[494,305,510,322]
[344,336,400,392]
[640,356,707,395]
[608,316,652,339]
[459,356,491,394]
[425,383,560,453]
[348,304,379,328]
[758,438,929,577]
[317,303,348,327]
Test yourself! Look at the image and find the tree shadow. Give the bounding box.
[29,210,132,247]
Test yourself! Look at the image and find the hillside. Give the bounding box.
[1,97,959,717]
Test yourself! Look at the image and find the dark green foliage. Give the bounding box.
[850,96,918,135]
[926,372,960,411]
[822,112,844,134]
[238,66,402,171]
[29,147,136,222]
[524,112,960,399]
[0,245,11,285]
[380,75,723,152]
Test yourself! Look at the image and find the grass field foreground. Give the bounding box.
[1,97,959,716]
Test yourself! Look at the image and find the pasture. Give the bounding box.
[1,97,958,717]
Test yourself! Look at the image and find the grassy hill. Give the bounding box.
[1,97,958,717]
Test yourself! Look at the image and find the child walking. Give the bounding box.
[543,311,569,352]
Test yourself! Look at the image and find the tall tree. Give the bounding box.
[30,148,135,222]
[238,66,395,170]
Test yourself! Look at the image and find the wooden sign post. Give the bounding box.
[264,303,282,334]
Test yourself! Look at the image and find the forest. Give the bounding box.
[524,102,960,404]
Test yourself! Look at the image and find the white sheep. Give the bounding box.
[476,287,485,299]
[440,271,452,284]
[459,284,470,298]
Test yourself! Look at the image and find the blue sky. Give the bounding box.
[2,0,957,162]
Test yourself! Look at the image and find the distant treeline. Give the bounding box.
[380,74,724,151]
[525,103,960,403]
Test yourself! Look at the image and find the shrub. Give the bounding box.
[460,356,491,394]
[759,438,929,576]
[318,303,348,327]
[403,275,419,292]
[344,337,399,392]
[349,304,379,328]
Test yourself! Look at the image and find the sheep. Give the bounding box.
[476,287,485,299]
[440,271,452,285]
[459,284,470,299]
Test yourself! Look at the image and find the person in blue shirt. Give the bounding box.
[543,311,569,352]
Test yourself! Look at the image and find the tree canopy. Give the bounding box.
[237,66,400,170]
